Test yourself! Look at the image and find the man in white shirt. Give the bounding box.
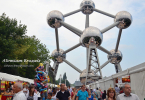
[12,82,27,100]
[23,85,27,96]
[117,83,140,100]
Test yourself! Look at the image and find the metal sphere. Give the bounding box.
[80,69,99,85]
[80,0,95,14]
[114,11,132,29]
[80,26,103,47]
[47,10,64,28]
[107,49,123,64]
[51,49,66,63]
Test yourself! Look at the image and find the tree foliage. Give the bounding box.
[55,72,70,86]
[63,72,67,80]
[0,13,51,79]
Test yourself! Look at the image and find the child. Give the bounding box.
[46,92,53,100]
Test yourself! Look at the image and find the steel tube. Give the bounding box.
[115,63,122,73]
[85,14,89,28]
[100,59,111,69]
[101,22,120,33]
[63,59,82,73]
[95,48,102,78]
[85,47,91,85]
[55,28,59,51]
[60,21,83,35]
[93,8,115,18]
[64,8,82,17]
[115,29,122,52]
[98,46,112,55]
[63,43,81,54]
[62,23,81,36]
[95,59,111,73]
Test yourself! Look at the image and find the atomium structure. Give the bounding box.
[46,0,132,85]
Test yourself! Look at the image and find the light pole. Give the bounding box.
[45,61,50,75]
[59,74,61,85]
[65,79,67,86]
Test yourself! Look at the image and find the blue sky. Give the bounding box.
[0,0,145,83]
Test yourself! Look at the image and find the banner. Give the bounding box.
[118,77,122,84]
[1,81,5,90]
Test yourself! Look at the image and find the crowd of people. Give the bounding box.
[11,82,140,100]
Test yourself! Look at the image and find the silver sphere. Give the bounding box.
[115,11,132,29]
[80,26,103,47]
[80,69,100,85]
[47,10,64,28]
[51,49,66,63]
[80,0,95,14]
[107,49,123,64]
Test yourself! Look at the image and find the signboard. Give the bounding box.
[118,77,122,84]
[1,81,5,90]
[1,95,13,100]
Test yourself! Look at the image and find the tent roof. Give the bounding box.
[0,72,34,83]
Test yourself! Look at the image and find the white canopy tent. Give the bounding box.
[0,72,34,84]
[0,72,18,81]
[0,72,58,87]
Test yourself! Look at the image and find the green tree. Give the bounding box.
[48,67,55,83]
[17,35,50,79]
[63,72,67,80]
[0,13,27,73]
[0,13,51,79]
[55,72,70,86]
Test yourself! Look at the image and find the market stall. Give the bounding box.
[88,62,145,100]
[0,72,34,100]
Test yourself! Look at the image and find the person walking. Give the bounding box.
[72,88,77,100]
[95,88,101,100]
[102,90,106,100]
[52,88,57,100]
[99,89,103,99]
[88,90,93,100]
[76,85,89,100]
[115,85,120,97]
[116,84,140,100]
[68,86,72,94]
[56,83,71,100]
[35,90,41,100]
[105,88,116,100]
[48,87,52,93]
[12,82,27,100]
[26,85,38,100]
[71,88,74,99]
[46,92,53,100]
[119,87,123,94]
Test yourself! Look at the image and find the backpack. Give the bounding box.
[27,95,33,100]
[93,92,98,98]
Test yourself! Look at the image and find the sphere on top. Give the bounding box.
[80,26,103,47]
[80,69,100,85]
[114,11,132,29]
[51,49,66,63]
[107,49,123,64]
[47,10,64,28]
[80,0,95,14]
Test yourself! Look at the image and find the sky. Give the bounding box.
[0,0,145,84]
